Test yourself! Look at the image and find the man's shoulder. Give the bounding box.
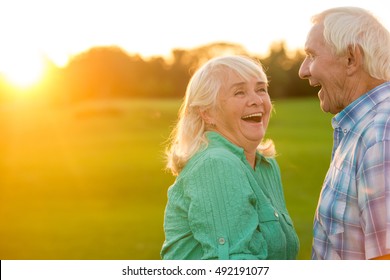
[359,97,390,144]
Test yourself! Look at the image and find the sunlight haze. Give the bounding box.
[0,0,388,87]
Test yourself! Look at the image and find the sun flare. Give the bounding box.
[0,53,45,89]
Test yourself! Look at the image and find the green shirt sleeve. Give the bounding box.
[184,152,267,260]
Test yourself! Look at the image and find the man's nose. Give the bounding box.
[298,59,310,79]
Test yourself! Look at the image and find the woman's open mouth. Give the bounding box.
[241,113,263,123]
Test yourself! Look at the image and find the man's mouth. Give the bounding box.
[241,113,263,123]
[312,83,321,88]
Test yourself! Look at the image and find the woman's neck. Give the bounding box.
[244,150,257,169]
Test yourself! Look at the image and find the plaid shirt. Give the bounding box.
[312,81,390,259]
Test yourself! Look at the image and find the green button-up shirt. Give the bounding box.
[161,132,299,259]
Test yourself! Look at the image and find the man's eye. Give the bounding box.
[306,54,315,60]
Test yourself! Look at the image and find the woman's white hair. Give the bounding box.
[312,6,390,80]
[165,55,275,176]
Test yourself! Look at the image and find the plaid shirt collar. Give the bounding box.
[332,81,390,133]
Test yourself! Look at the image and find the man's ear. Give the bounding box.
[346,45,363,75]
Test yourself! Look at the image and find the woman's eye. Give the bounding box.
[234,91,245,96]
[256,88,268,94]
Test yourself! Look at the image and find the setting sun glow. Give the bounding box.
[0,0,389,94]
[0,52,45,89]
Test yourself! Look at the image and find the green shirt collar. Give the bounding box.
[205,131,270,166]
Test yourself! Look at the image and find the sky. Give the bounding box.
[0,0,389,87]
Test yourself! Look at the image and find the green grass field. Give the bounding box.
[0,97,333,260]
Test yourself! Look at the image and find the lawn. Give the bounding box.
[0,97,333,260]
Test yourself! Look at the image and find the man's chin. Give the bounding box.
[318,98,331,114]
[318,101,329,112]
[317,91,330,113]
[319,101,340,114]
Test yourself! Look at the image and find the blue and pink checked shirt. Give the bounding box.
[312,81,390,259]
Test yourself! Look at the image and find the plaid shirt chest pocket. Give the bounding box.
[318,156,352,236]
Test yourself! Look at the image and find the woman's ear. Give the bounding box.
[199,108,215,126]
[346,45,363,76]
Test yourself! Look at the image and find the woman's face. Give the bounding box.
[207,69,272,152]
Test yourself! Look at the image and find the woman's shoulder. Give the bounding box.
[179,146,245,178]
[196,145,243,165]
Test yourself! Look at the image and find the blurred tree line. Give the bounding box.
[0,41,317,103]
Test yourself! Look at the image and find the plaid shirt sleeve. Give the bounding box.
[359,137,390,259]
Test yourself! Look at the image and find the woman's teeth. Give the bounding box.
[241,113,263,123]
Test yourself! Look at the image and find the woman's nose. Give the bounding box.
[249,91,264,105]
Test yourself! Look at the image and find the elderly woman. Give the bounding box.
[161,55,299,260]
